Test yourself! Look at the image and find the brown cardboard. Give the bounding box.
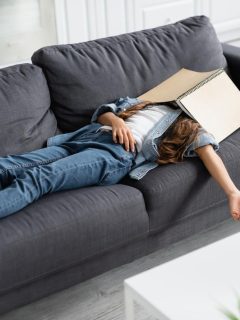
[138,68,240,143]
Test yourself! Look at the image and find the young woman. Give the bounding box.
[0,97,239,220]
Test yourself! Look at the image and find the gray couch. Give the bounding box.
[0,15,240,315]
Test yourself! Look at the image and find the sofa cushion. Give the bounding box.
[0,63,58,157]
[0,184,148,294]
[32,15,226,132]
[121,129,240,233]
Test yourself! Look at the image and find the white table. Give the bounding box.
[124,232,240,320]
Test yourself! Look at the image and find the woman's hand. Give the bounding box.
[228,191,240,221]
[97,112,136,152]
[111,117,136,152]
[195,144,240,221]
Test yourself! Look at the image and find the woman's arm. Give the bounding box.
[90,97,139,123]
[195,144,240,221]
[97,112,136,152]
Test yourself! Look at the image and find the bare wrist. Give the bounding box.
[98,112,119,126]
[226,188,240,197]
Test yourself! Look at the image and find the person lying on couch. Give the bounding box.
[0,97,239,221]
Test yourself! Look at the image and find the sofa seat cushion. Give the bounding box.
[0,64,58,157]
[121,129,240,233]
[32,15,226,132]
[0,184,148,294]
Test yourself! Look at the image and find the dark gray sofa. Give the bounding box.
[0,15,240,315]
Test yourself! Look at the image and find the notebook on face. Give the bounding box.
[138,68,240,143]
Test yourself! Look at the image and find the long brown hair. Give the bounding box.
[118,101,201,164]
[117,100,155,120]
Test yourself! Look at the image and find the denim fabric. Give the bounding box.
[92,97,182,180]
[0,146,70,190]
[49,97,220,181]
[48,98,182,180]
[90,97,220,180]
[0,129,136,219]
[183,128,220,157]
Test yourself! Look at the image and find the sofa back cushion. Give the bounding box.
[32,15,226,132]
[0,64,58,157]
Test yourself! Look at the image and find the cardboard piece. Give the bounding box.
[138,68,240,142]
[138,68,217,102]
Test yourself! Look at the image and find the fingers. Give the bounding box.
[232,210,240,221]
[228,192,240,222]
[112,128,124,146]
[127,131,136,152]
[112,128,136,152]
[112,129,118,144]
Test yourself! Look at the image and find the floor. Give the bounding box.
[1,219,239,320]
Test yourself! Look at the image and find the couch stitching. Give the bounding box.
[0,222,149,295]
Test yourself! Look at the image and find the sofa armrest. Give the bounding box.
[222,43,240,89]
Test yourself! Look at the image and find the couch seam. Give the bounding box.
[0,229,149,295]
[150,197,228,233]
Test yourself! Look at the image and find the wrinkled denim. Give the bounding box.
[0,129,136,219]
[90,97,220,179]
[47,97,220,181]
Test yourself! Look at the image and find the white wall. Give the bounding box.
[1,0,240,67]
[55,0,240,46]
[0,0,57,66]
